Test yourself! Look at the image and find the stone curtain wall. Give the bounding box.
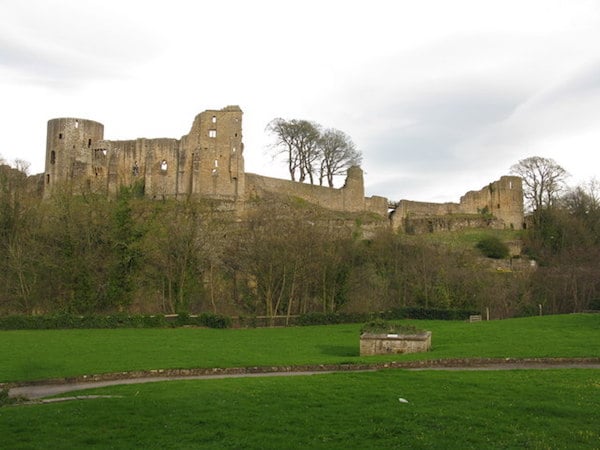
[245,173,362,211]
[390,200,461,230]
[391,176,524,232]
[245,167,388,216]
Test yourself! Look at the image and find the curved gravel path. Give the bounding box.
[6,357,600,401]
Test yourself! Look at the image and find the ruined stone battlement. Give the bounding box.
[390,176,524,231]
[43,106,523,232]
[45,106,245,201]
[245,166,387,216]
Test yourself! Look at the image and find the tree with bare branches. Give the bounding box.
[266,118,321,183]
[267,119,362,186]
[510,156,568,212]
[318,128,362,187]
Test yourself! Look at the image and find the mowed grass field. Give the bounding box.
[1,370,599,448]
[0,314,599,383]
[1,314,599,449]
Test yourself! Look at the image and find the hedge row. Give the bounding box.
[296,307,478,326]
[0,312,231,330]
[0,308,474,330]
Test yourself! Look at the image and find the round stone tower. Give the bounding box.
[45,118,104,196]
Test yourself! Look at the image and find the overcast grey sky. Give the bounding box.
[2,0,600,202]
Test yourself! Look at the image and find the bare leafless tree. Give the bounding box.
[266,118,321,183]
[510,156,568,212]
[318,128,362,187]
[13,159,31,175]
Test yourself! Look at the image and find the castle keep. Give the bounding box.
[44,106,524,231]
[46,106,245,200]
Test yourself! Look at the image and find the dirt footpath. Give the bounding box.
[6,357,600,401]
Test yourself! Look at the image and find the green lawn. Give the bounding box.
[1,369,598,449]
[400,227,522,251]
[1,314,598,383]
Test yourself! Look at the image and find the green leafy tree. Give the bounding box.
[0,163,39,312]
[140,200,226,313]
[476,236,510,259]
[105,187,144,310]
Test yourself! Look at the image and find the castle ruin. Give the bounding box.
[391,176,524,232]
[44,106,524,232]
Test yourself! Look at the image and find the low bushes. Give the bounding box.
[360,318,424,335]
[0,312,231,330]
[0,307,473,330]
[296,307,478,326]
[476,235,510,259]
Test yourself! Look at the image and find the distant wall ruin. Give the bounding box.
[390,176,524,232]
[245,167,387,215]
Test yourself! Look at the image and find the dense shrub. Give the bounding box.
[476,236,510,259]
[360,319,423,334]
[0,314,168,330]
[295,311,379,326]
[195,313,232,329]
[297,307,477,326]
[0,308,476,331]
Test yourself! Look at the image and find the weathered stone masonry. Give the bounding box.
[44,106,524,231]
[45,106,245,201]
[390,176,524,232]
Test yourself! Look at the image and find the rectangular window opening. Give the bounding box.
[209,129,217,138]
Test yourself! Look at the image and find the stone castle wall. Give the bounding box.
[46,107,246,201]
[459,176,524,230]
[43,106,523,229]
[44,107,385,217]
[390,176,524,232]
[45,118,104,195]
[245,166,387,216]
